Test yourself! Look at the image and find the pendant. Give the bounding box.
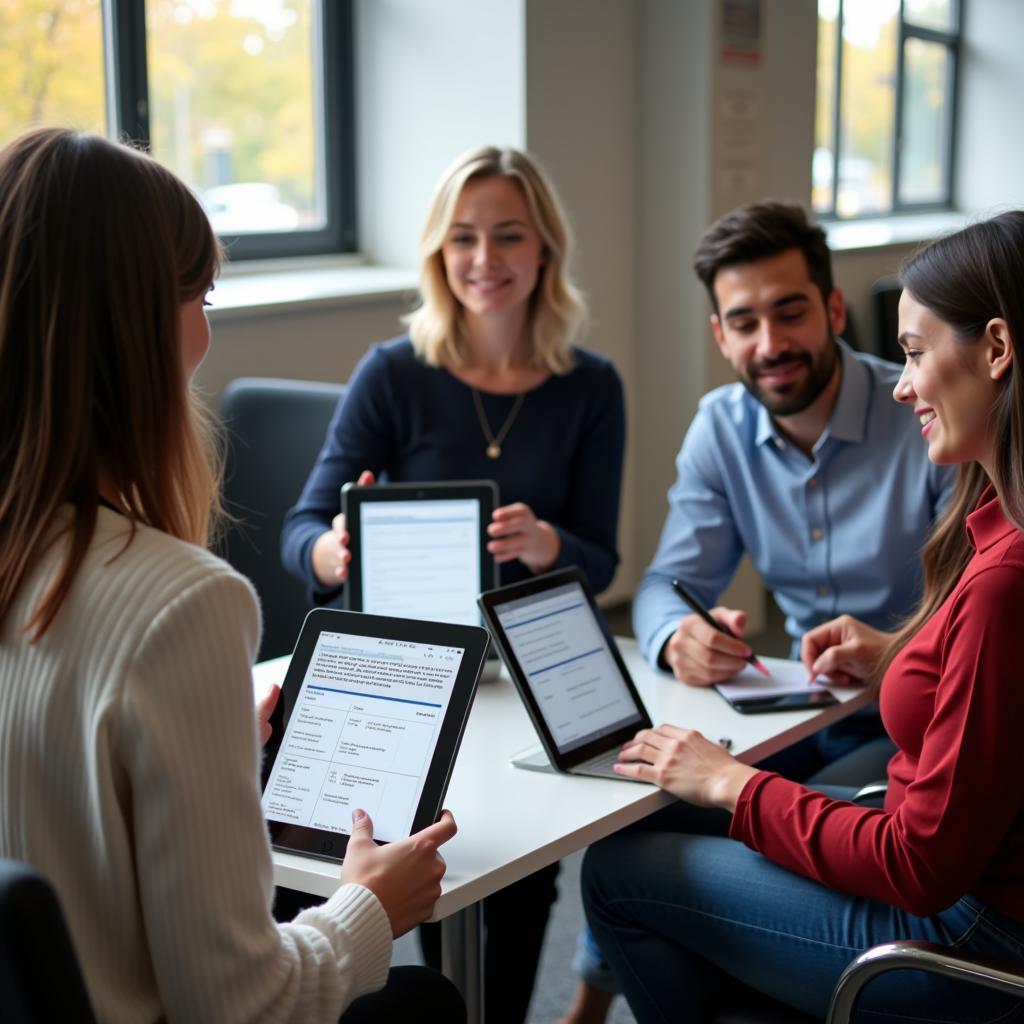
[486,443,502,459]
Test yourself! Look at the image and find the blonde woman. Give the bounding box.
[282,144,624,601]
[0,128,463,1023]
[282,145,626,1024]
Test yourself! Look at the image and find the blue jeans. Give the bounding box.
[573,738,898,994]
[581,792,1024,1023]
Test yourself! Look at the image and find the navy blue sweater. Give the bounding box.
[281,336,625,601]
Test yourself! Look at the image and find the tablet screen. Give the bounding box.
[262,629,466,843]
[360,498,481,625]
[491,580,644,755]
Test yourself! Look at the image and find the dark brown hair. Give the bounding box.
[0,128,222,638]
[883,212,1024,666]
[693,200,834,312]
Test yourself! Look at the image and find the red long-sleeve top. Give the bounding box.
[731,491,1024,920]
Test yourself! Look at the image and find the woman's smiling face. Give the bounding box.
[440,175,545,326]
[893,290,1003,470]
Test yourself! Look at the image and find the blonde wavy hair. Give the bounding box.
[405,146,586,374]
[0,128,223,638]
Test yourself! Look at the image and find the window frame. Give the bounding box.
[104,0,356,260]
[818,0,962,221]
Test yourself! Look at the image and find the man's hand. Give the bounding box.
[800,614,890,685]
[662,607,751,686]
[340,809,458,937]
[613,724,758,810]
[310,469,375,588]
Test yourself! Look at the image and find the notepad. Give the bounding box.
[716,658,830,701]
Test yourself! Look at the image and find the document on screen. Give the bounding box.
[262,631,464,843]
[360,498,481,624]
[496,582,639,755]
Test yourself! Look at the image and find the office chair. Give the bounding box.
[0,859,97,1024]
[871,276,902,363]
[825,940,1024,1023]
[219,377,346,662]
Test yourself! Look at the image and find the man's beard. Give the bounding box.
[740,333,840,417]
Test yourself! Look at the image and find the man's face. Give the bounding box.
[710,248,845,417]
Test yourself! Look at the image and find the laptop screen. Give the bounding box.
[491,580,645,755]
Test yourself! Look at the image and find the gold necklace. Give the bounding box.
[471,388,525,459]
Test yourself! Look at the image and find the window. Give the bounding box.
[814,0,961,219]
[0,0,355,260]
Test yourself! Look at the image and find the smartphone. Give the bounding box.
[723,689,839,714]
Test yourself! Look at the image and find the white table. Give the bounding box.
[255,640,869,1023]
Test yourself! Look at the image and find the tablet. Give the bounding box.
[342,481,498,629]
[261,608,490,861]
[478,568,652,778]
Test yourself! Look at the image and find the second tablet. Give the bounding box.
[341,480,498,627]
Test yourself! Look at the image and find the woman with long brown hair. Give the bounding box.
[0,128,463,1023]
[580,213,1024,1023]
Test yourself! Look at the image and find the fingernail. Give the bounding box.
[352,808,366,823]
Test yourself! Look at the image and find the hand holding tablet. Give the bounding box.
[341,806,457,937]
[311,469,375,587]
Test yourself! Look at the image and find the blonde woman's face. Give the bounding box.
[179,291,212,379]
[441,175,544,326]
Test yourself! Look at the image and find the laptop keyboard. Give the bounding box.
[573,748,623,778]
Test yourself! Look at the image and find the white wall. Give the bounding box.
[524,0,640,601]
[634,0,713,561]
[956,0,1024,215]
[355,0,527,267]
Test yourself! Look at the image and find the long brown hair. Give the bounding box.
[883,212,1024,665]
[0,128,223,638]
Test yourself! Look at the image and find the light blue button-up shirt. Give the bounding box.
[633,340,955,667]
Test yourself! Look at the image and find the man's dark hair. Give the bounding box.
[693,201,834,313]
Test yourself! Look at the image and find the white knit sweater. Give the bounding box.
[0,507,392,1023]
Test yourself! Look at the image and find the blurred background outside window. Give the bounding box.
[814,0,960,219]
[0,0,353,259]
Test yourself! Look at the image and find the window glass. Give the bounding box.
[836,0,899,217]
[904,0,956,32]
[0,0,106,149]
[146,0,322,236]
[899,37,951,205]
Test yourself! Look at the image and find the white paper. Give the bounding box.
[714,657,831,701]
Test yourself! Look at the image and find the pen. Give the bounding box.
[670,578,772,678]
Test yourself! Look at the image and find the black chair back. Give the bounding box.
[219,377,346,662]
[0,860,96,1024]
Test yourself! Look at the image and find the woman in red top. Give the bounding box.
[583,212,1024,1023]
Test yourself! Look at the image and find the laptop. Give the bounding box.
[478,567,653,781]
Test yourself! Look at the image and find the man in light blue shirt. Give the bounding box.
[558,200,953,1024]
[635,203,952,687]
